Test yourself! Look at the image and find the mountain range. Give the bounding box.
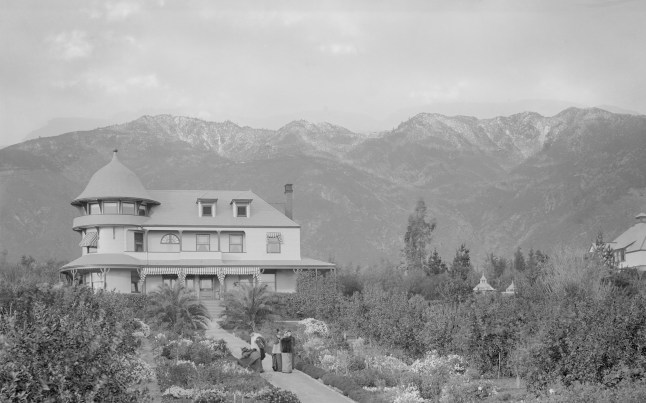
[1,107,646,268]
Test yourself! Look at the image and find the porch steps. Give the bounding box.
[200,299,226,324]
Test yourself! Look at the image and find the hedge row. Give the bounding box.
[294,361,390,403]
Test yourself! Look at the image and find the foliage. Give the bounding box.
[0,253,66,288]
[440,376,497,402]
[293,271,339,320]
[255,387,301,403]
[221,282,274,331]
[146,283,211,334]
[526,291,646,391]
[0,284,147,402]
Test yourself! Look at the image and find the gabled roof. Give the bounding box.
[611,219,646,252]
[72,151,158,205]
[144,190,298,227]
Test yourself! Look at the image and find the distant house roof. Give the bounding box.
[72,151,158,205]
[502,281,516,295]
[473,274,496,292]
[144,190,298,227]
[611,213,646,252]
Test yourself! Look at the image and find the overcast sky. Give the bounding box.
[1,0,645,145]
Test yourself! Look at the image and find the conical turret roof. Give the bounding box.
[72,150,158,205]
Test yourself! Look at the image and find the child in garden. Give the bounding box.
[272,328,282,372]
[280,330,295,373]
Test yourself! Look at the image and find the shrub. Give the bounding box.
[156,359,198,390]
[0,284,147,402]
[439,377,496,402]
[297,362,328,379]
[255,387,301,403]
[193,388,226,403]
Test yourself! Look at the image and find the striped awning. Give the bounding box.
[143,266,260,276]
[267,232,282,243]
[145,267,180,275]
[79,232,98,247]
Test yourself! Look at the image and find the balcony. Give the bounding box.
[73,214,148,229]
[132,251,223,262]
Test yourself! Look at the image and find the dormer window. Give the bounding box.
[138,203,147,216]
[203,204,213,216]
[197,198,217,217]
[231,199,252,218]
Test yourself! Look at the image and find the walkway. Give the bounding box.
[202,300,354,403]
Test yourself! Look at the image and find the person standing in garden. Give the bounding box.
[280,330,296,373]
[272,328,282,372]
[251,332,266,362]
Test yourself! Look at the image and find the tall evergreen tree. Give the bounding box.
[592,231,616,269]
[451,243,472,281]
[513,247,526,272]
[403,198,436,272]
[427,248,448,276]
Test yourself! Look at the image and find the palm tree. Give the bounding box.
[222,282,274,331]
[146,283,211,334]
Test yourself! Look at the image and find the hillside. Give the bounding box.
[1,108,646,266]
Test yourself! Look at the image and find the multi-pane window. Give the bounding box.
[163,276,176,288]
[196,234,210,251]
[134,232,144,252]
[267,237,280,253]
[202,205,213,217]
[237,205,248,217]
[229,234,243,253]
[103,202,118,214]
[89,203,100,215]
[122,202,135,215]
[161,234,180,244]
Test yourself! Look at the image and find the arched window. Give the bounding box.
[160,234,180,244]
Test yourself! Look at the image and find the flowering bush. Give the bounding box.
[193,388,226,403]
[162,385,194,399]
[321,350,351,374]
[299,318,330,337]
[439,376,497,402]
[156,359,198,389]
[131,318,151,338]
[365,354,409,373]
[255,387,301,403]
[393,384,425,403]
[410,350,468,376]
[113,354,155,384]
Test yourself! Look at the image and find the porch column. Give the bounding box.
[217,272,226,295]
[138,268,147,293]
[179,230,183,251]
[99,267,110,290]
[178,268,186,287]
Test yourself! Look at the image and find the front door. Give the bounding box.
[198,276,220,300]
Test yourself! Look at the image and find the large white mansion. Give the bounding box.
[60,150,335,298]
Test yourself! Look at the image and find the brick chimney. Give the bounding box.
[284,184,293,219]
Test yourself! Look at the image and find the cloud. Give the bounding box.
[106,1,142,21]
[47,30,93,60]
[319,43,358,55]
[54,73,161,94]
[409,81,470,103]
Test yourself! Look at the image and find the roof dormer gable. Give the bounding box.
[231,198,252,218]
[197,198,217,217]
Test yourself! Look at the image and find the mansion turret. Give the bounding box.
[60,150,334,297]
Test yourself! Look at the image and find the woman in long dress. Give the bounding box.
[280,330,295,373]
[272,328,282,372]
